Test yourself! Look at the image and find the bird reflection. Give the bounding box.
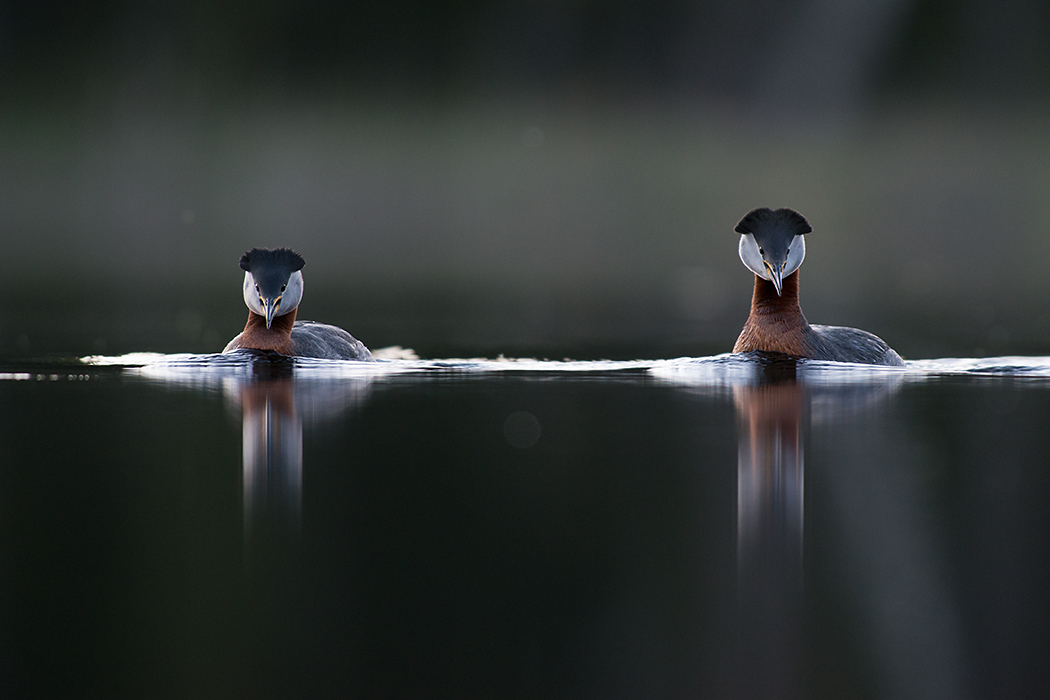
[222,357,373,549]
[732,359,806,699]
[649,355,913,696]
[734,363,804,582]
[238,377,303,537]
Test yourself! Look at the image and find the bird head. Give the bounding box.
[735,208,811,296]
[238,248,306,328]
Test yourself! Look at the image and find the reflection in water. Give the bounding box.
[14,353,1048,695]
[125,353,377,545]
[654,355,913,698]
[236,378,303,536]
[732,361,806,699]
[221,361,374,542]
[734,378,804,578]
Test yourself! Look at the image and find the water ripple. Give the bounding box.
[67,351,1050,387]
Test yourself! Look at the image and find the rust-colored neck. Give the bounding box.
[234,307,298,354]
[733,271,814,355]
[750,269,802,315]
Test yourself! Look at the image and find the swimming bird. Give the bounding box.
[733,208,904,366]
[223,247,373,360]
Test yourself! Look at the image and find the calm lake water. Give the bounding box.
[2,352,1049,699]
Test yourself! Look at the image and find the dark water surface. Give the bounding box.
[2,353,1049,699]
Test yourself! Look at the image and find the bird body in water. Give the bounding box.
[224,247,373,360]
[733,208,904,366]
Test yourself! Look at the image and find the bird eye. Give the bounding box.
[785,248,790,254]
[255,284,259,292]
[758,247,764,255]
[281,285,286,292]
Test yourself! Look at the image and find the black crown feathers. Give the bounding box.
[239,247,306,273]
[734,208,812,236]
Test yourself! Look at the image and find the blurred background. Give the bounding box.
[3,0,1050,359]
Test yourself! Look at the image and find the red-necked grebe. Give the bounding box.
[733,208,903,366]
[223,248,373,360]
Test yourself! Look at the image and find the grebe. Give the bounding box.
[223,248,373,360]
[732,208,904,366]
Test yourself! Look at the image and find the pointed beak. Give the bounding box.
[764,261,784,296]
[263,297,282,328]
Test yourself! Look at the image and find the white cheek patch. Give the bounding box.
[242,272,266,315]
[738,234,771,280]
[277,270,304,315]
[782,235,806,277]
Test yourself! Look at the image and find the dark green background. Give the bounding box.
[3,0,1050,360]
